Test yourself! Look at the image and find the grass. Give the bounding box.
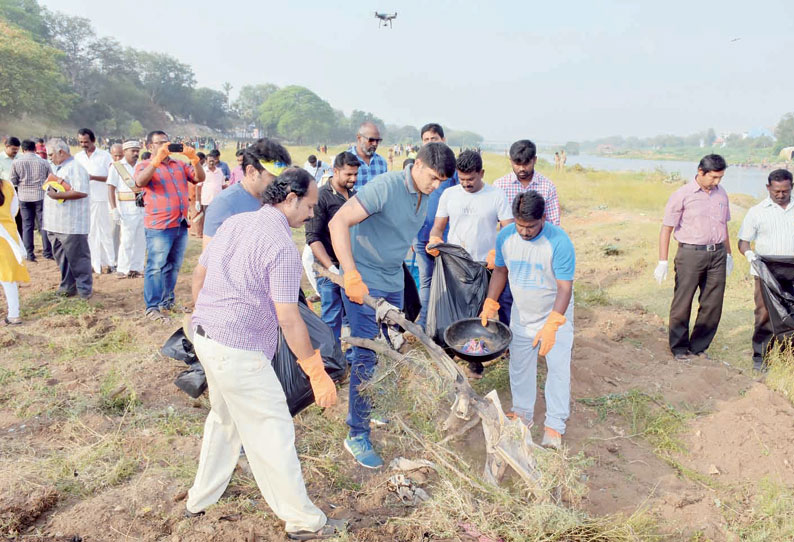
[98,368,141,415]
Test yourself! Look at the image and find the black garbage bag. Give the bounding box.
[425,243,490,346]
[174,364,207,398]
[272,302,347,416]
[753,256,794,337]
[402,262,421,323]
[160,328,197,365]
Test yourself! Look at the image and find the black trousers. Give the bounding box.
[668,245,726,355]
[47,232,93,296]
[752,277,775,370]
[19,200,52,259]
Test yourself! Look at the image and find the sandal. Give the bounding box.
[3,317,22,326]
[145,309,167,322]
[287,518,347,540]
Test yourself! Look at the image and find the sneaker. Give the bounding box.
[673,352,691,361]
[343,435,383,469]
[541,427,562,450]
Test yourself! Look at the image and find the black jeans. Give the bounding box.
[668,245,726,355]
[20,200,52,259]
[47,232,93,296]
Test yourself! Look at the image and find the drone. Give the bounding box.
[375,12,397,28]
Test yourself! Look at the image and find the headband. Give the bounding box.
[259,160,289,176]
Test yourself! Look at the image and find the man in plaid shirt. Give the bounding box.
[10,139,53,261]
[493,139,562,326]
[134,130,204,320]
[348,122,388,189]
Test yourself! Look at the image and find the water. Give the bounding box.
[538,153,772,198]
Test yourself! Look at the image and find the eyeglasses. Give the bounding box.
[359,136,382,144]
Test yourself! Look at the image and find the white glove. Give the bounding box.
[744,250,757,263]
[654,261,668,285]
[110,207,121,225]
[195,201,201,212]
[328,265,341,275]
[726,254,734,276]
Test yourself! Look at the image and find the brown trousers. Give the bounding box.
[668,245,726,356]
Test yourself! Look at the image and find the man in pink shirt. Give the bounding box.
[195,154,225,237]
[228,149,245,186]
[655,154,733,360]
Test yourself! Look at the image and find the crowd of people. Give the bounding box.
[0,120,791,540]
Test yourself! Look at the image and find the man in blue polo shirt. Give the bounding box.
[330,142,456,469]
[348,122,388,189]
[413,123,459,328]
[480,190,575,450]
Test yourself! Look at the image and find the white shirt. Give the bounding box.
[738,197,794,276]
[43,157,91,235]
[303,161,332,183]
[107,159,143,216]
[74,148,112,202]
[436,184,513,261]
[201,166,225,206]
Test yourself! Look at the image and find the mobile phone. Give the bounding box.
[168,143,184,153]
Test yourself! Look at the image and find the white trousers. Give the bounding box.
[187,333,326,533]
[509,322,574,434]
[302,244,318,292]
[1,281,19,318]
[88,201,116,272]
[117,213,145,274]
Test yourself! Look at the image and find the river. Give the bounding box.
[537,153,772,198]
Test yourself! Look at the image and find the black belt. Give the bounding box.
[196,325,208,338]
[678,242,725,252]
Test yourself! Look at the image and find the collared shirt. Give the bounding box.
[192,205,301,356]
[663,178,730,245]
[493,171,561,225]
[305,182,356,267]
[74,148,113,202]
[416,171,458,243]
[10,152,50,202]
[303,161,332,183]
[347,145,388,189]
[218,161,230,180]
[107,160,143,217]
[0,152,14,182]
[495,222,575,337]
[350,165,428,291]
[200,166,225,206]
[134,158,197,230]
[228,165,244,186]
[43,157,91,235]
[738,197,794,276]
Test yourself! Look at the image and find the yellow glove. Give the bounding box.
[532,311,567,356]
[297,349,337,408]
[343,269,369,305]
[479,298,500,327]
[486,249,496,270]
[426,235,444,257]
[152,144,171,167]
[181,145,200,166]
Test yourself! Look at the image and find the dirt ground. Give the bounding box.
[2,235,794,542]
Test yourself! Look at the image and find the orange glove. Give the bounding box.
[152,144,171,167]
[486,249,496,270]
[479,298,500,327]
[181,145,200,166]
[343,269,369,304]
[426,235,444,257]
[532,311,567,356]
[297,349,337,408]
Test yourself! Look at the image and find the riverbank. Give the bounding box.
[585,147,784,168]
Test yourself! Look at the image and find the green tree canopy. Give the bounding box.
[258,86,335,144]
[234,83,279,125]
[774,113,794,149]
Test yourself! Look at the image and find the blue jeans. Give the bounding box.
[412,240,435,328]
[144,223,188,310]
[317,277,353,364]
[342,287,403,438]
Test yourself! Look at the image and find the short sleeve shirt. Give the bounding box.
[74,148,113,202]
[200,167,225,206]
[43,157,91,235]
[192,205,301,356]
[495,222,575,337]
[350,166,428,291]
[134,158,196,229]
[107,160,143,217]
[437,184,512,261]
[738,197,794,276]
[203,183,262,238]
[494,171,561,225]
[416,172,458,243]
[662,179,730,245]
[348,145,388,189]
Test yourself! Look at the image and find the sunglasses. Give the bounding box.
[360,136,382,144]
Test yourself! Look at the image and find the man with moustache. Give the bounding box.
[348,122,388,189]
[107,141,145,278]
[738,169,794,372]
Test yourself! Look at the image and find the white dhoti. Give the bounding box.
[117,210,145,274]
[89,200,116,272]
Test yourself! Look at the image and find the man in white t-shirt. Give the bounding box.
[75,128,115,274]
[427,150,513,263]
[107,140,145,278]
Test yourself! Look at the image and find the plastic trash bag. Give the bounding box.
[272,302,347,416]
[160,328,197,365]
[402,262,421,324]
[753,256,794,337]
[174,365,207,398]
[425,243,490,345]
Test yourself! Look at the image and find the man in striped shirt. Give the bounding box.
[738,169,794,371]
[10,139,53,261]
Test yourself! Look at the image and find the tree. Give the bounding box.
[43,12,97,94]
[0,0,49,42]
[774,113,794,149]
[191,87,229,130]
[0,20,73,119]
[234,83,279,125]
[258,86,335,144]
[385,124,419,144]
[349,110,386,139]
[446,129,484,147]
[564,141,580,155]
[705,128,717,147]
[136,51,196,117]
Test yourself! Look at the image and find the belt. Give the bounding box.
[678,242,725,252]
[196,325,208,338]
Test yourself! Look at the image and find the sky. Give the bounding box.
[40,0,794,143]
